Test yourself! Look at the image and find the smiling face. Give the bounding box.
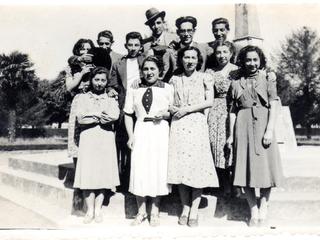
[97,36,112,50]
[212,23,228,42]
[142,61,159,84]
[182,49,198,73]
[177,22,194,45]
[125,38,142,58]
[149,16,165,37]
[244,51,261,74]
[215,45,232,67]
[92,73,108,93]
[79,42,92,55]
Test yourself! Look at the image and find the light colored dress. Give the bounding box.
[73,92,120,190]
[167,71,219,188]
[206,63,238,169]
[230,71,284,188]
[124,81,173,197]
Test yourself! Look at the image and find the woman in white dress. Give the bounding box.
[124,56,173,226]
[72,67,120,224]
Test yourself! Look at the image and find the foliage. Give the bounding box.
[276,26,320,137]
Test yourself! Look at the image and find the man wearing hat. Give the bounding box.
[162,16,210,82]
[143,8,178,60]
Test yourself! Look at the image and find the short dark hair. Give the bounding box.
[211,17,230,31]
[141,56,164,76]
[88,66,109,91]
[97,30,114,43]
[236,45,267,70]
[72,38,95,56]
[176,46,203,72]
[125,31,143,44]
[175,16,197,29]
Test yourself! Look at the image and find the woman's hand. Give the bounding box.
[100,112,114,124]
[173,107,189,119]
[107,89,118,99]
[169,106,179,115]
[80,65,93,76]
[78,53,94,63]
[263,129,273,147]
[226,135,234,149]
[127,136,135,150]
[131,78,141,89]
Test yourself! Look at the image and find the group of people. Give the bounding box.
[66,7,284,227]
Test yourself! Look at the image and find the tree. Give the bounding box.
[0,51,39,142]
[276,26,320,138]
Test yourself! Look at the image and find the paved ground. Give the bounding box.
[0,196,56,229]
[0,147,320,239]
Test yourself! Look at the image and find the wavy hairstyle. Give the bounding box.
[72,38,95,56]
[236,45,267,71]
[176,46,203,74]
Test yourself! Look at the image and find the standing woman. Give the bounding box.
[228,45,283,226]
[73,67,120,223]
[168,46,219,227]
[205,41,238,196]
[124,56,173,226]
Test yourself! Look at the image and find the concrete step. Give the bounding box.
[7,153,320,194]
[0,166,74,209]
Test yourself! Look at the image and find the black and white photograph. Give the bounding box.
[0,0,319,239]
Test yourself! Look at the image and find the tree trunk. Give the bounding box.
[58,122,62,129]
[306,124,312,139]
[8,109,16,142]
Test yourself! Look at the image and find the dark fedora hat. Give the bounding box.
[145,7,166,25]
[175,16,197,28]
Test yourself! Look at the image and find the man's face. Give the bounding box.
[177,22,195,45]
[125,38,142,57]
[97,36,112,50]
[149,17,165,37]
[212,23,228,42]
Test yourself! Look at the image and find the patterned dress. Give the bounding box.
[230,71,284,188]
[206,63,238,169]
[167,71,219,188]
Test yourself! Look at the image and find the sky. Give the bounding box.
[1,1,320,80]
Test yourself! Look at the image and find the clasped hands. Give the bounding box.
[169,106,189,119]
[92,111,115,124]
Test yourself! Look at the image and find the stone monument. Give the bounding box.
[233,4,297,150]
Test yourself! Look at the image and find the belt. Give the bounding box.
[239,103,268,155]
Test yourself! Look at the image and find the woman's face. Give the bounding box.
[142,61,159,84]
[215,45,232,67]
[92,73,108,92]
[79,42,91,55]
[182,49,198,72]
[244,51,261,74]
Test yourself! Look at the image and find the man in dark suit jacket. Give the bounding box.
[142,7,178,60]
[162,16,210,82]
[108,32,145,191]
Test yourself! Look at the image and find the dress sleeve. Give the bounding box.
[203,72,214,92]
[76,95,100,125]
[103,97,120,121]
[227,81,238,114]
[267,74,279,102]
[166,83,175,107]
[123,89,134,115]
[67,94,81,157]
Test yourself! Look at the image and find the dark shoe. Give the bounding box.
[187,218,198,227]
[178,215,188,225]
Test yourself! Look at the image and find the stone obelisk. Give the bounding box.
[233,4,263,49]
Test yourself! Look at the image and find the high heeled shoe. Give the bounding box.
[131,213,148,226]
